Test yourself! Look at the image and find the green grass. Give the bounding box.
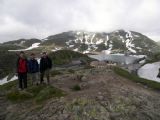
[34,86,65,103]
[6,90,33,102]
[1,82,65,103]
[146,52,160,63]
[114,67,160,90]
[0,80,17,92]
[49,50,94,65]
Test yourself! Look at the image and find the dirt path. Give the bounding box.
[51,68,160,99]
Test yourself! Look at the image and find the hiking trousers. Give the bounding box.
[40,69,50,84]
[30,73,39,85]
[18,73,27,89]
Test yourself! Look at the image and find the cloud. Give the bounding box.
[0,0,160,42]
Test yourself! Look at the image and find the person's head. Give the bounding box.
[30,53,35,59]
[19,51,25,58]
[42,52,47,58]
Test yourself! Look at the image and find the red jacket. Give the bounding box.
[17,58,28,73]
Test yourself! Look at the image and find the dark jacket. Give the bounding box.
[28,59,39,73]
[40,57,52,72]
[16,58,28,73]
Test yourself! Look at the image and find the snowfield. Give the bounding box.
[89,53,143,65]
[8,43,40,52]
[138,62,160,83]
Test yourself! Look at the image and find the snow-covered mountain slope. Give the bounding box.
[41,30,159,54]
[3,38,41,47]
[8,43,40,51]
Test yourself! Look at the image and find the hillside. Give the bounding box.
[0,51,18,79]
[3,38,41,48]
[0,67,160,120]
[157,41,160,46]
[49,50,94,65]
[0,49,92,79]
[41,30,159,54]
[0,45,22,79]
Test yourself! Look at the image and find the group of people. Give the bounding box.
[16,51,52,90]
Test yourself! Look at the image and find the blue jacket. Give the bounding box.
[28,59,39,73]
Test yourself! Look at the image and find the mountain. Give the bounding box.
[157,41,160,46]
[41,30,159,54]
[3,38,41,48]
[1,30,159,55]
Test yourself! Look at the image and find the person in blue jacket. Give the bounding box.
[28,53,39,85]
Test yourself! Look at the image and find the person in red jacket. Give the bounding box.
[16,51,28,90]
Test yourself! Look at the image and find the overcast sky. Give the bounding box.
[0,0,160,43]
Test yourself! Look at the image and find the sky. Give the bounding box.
[0,0,160,43]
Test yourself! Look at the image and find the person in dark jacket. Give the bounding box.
[28,53,39,85]
[40,52,52,84]
[16,51,28,90]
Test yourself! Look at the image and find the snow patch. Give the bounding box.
[69,45,74,48]
[73,48,78,51]
[96,39,103,45]
[102,50,111,54]
[83,50,90,54]
[20,41,25,45]
[136,47,142,50]
[52,47,62,52]
[91,34,96,44]
[128,48,136,53]
[138,62,160,82]
[8,43,40,52]
[25,43,40,50]
[0,75,18,85]
[125,31,136,53]
[134,35,140,37]
[104,35,109,46]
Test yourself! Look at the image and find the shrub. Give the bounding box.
[71,84,81,91]
[35,86,65,103]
